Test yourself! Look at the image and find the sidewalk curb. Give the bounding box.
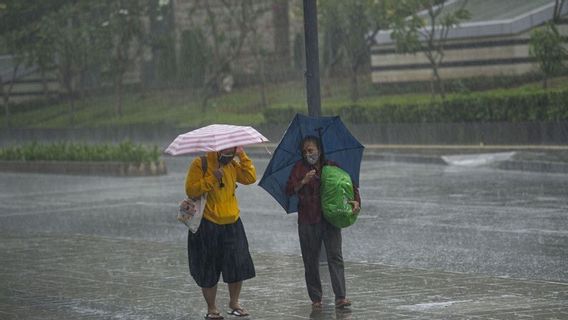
[0,160,168,176]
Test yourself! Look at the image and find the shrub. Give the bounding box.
[263,89,568,124]
[0,141,160,164]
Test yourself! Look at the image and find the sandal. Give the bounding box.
[205,312,224,319]
[312,301,323,309]
[227,308,249,317]
[335,298,352,308]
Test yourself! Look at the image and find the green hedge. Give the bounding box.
[0,141,160,164]
[262,89,568,124]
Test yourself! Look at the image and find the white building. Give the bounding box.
[371,0,568,84]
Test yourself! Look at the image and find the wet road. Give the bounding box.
[0,156,567,282]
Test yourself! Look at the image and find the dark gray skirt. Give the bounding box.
[187,217,255,288]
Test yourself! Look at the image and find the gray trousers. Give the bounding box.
[298,219,346,302]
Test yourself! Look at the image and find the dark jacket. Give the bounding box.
[285,159,361,224]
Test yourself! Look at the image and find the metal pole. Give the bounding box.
[303,0,326,265]
[303,0,321,117]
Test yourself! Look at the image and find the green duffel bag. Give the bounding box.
[321,165,357,228]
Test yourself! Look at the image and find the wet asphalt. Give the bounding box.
[1,153,567,319]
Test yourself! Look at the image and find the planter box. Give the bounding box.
[0,160,167,176]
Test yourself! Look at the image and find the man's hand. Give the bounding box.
[349,201,361,215]
[301,169,317,185]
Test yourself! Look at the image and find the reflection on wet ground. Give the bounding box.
[1,157,567,319]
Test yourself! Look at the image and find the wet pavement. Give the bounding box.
[1,153,568,319]
[2,233,568,319]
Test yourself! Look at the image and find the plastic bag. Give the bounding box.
[177,194,207,233]
[321,165,357,228]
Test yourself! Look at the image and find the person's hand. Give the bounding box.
[234,146,244,161]
[179,199,196,215]
[349,201,360,215]
[301,169,317,185]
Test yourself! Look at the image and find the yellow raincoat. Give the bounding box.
[185,150,256,225]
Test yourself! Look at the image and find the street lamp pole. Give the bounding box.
[303,0,327,265]
[303,0,321,117]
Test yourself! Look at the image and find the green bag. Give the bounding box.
[321,165,357,228]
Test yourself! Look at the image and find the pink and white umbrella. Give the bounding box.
[164,124,269,155]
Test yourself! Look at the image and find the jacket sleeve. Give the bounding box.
[234,151,257,185]
[285,162,303,196]
[185,157,219,198]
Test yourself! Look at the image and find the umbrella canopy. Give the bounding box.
[164,124,268,155]
[259,113,364,213]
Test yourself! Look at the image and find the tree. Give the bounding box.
[147,0,178,86]
[0,32,21,129]
[391,0,471,100]
[553,0,566,22]
[100,0,147,118]
[0,0,67,127]
[186,0,267,110]
[319,0,394,102]
[0,63,19,129]
[1,0,150,124]
[179,28,209,88]
[38,1,109,126]
[246,1,272,109]
[529,1,567,90]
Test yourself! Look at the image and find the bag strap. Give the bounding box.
[187,156,208,202]
[200,155,207,176]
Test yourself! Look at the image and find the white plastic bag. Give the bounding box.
[177,194,207,233]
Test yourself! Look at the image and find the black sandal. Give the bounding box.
[227,308,249,317]
[205,312,224,319]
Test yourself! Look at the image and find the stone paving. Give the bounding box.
[1,233,567,320]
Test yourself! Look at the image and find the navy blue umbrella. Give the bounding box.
[259,113,364,213]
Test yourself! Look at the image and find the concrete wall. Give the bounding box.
[371,34,539,83]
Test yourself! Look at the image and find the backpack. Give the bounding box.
[321,165,358,228]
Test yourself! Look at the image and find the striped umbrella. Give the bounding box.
[164,124,269,155]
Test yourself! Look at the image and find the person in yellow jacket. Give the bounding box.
[185,147,256,319]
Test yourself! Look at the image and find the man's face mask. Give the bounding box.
[303,142,320,165]
[218,151,235,165]
[304,151,319,165]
